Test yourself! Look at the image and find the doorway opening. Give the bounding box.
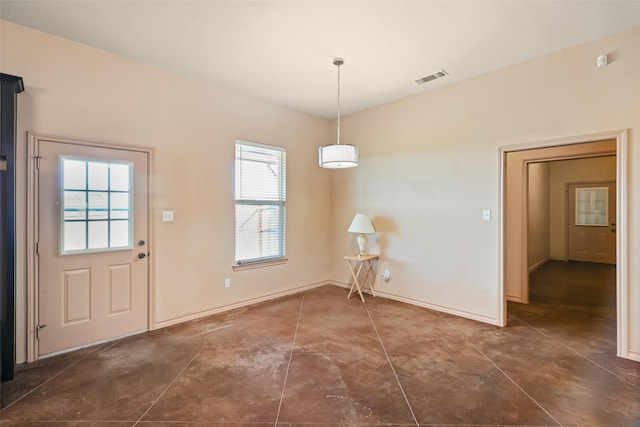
[500,130,629,359]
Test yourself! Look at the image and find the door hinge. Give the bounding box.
[36,241,40,255]
[33,155,43,170]
[36,324,47,339]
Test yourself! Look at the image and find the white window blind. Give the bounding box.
[235,141,286,264]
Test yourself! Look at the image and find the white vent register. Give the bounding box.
[415,70,448,85]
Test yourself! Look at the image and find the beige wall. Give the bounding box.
[1,22,333,363]
[549,156,617,259]
[527,162,550,271]
[3,21,640,363]
[330,27,640,358]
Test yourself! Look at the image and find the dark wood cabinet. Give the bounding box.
[1,73,24,383]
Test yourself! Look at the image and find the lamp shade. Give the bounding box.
[348,214,375,234]
[319,144,359,168]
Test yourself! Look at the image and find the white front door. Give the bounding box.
[36,138,149,357]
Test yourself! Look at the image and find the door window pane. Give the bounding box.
[64,222,86,252]
[88,162,109,190]
[64,191,86,220]
[576,187,608,226]
[88,221,109,249]
[110,220,129,248]
[110,193,129,219]
[110,164,130,191]
[63,160,86,190]
[88,192,109,220]
[60,157,133,254]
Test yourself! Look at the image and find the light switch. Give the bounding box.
[162,211,174,222]
[482,209,491,221]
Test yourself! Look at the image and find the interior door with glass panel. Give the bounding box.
[567,182,616,264]
[36,139,148,357]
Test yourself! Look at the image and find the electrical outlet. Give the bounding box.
[162,211,174,222]
[383,269,390,283]
[224,278,231,288]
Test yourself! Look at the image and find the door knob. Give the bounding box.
[138,253,146,259]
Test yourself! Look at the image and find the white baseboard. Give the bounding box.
[156,279,526,332]
[626,350,640,363]
[329,281,500,326]
[376,291,500,326]
[528,257,549,273]
[38,330,146,360]
[154,280,331,330]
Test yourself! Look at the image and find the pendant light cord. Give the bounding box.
[336,60,341,145]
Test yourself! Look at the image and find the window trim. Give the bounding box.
[234,140,286,267]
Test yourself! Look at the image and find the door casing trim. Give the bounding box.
[498,129,629,359]
[26,132,155,362]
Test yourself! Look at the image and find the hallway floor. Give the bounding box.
[1,261,639,426]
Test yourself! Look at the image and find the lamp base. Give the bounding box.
[357,233,367,256]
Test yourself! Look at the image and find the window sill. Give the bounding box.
[232,257,288,271]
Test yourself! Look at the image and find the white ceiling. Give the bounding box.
[2,1,640,118]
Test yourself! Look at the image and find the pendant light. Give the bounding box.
[319,58,359,168]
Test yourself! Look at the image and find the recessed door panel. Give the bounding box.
[108,264,132,315]
[63,268,91,324]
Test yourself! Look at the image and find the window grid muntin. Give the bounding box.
[60,156,134,255]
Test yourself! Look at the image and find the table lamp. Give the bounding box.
[348,214,375,256]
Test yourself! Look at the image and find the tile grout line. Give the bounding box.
[273,293,305,426]
[0,340,115,411]
[511,312,640,391]
[131,340,209,427]
[362,301,419,427]
[437,312,564,427]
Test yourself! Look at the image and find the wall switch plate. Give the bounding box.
[162,211,174,222]
[482,209,491,221]
[224,278,231,288]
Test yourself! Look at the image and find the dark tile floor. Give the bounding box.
[1,261,639,426]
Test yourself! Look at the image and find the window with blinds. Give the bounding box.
[235,141,286,264]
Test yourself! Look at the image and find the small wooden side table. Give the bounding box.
[344,254,379,302]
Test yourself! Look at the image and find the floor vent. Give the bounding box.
[414,70,448,85]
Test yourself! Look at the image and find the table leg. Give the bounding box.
[346,260,366,302]
[361,260,376,297]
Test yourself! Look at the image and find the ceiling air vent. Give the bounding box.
[414,70,448,85]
